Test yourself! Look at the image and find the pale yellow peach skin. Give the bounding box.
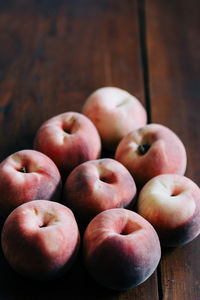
[34,112,101,179]
[138,174,200,247]
[83,208,161,290]
[115,123,187,188]
[63,158,136,225]
[82,87,147,151]
[0,149,62,217]
[1,200,80,280]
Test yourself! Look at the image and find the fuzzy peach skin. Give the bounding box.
[137,174,200,247]
[63,158,136,224]
[115,123,187,188]
[82,87,147,151]
[0,150,62,217]
[1,200,80,280]
[34,112,101,178]
[83,208,161,291]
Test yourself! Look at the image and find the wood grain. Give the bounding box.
[145,0,200,299]
[0,0,145,160]
[0,0,159,299]
[0,0,199,299]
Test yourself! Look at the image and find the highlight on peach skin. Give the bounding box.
[1,200,80,280]
[137,174,200,247]
[0,149,62,217]
[115,123,187,188]
[83,208,161,291]
[82,87,147,151]
[63,158,136,224]
[34,112,101,178]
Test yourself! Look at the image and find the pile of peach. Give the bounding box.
[1,87,200,291]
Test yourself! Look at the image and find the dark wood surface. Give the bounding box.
[146,1,200,299]
[0,0,199,299]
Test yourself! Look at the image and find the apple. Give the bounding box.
[63,158,136,225]
[0,149,62,217]
[34,112,101,179]
[82,87,147,151]
[137,174,200,247]
[1,200,80,280]
[83,208,161,290]
[115,123,187,188]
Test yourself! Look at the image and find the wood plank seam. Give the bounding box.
[137,0,151,123]
[137,0,163,299]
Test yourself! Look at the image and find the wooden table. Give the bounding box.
[0,1,199,299]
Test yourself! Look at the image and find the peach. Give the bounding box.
[0,149,61,217]
[34,112,101,178]
[63,158,136,224]
[83,208,161,290]
[82,87,147,151]
[115,123,187,188]
[1,200,80,280]
[138,174,200,247]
